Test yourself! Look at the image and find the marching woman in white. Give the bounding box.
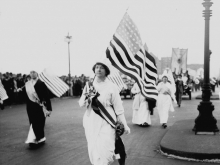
[131,82,151,127]
[157,70,176,128]
[79,61,130,165]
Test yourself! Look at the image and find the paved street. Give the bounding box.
[1,88,220,165]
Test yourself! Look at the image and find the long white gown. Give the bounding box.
[131,83,151,125]
[79,78,124,165]
[156,82,175,124]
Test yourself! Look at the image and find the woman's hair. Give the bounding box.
[92,62,110,77]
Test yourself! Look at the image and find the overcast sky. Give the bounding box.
[0,0,220,77]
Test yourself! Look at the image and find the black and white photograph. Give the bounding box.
[1,0,220,164]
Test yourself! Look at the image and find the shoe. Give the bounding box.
[27,140,38,148]
[178,104,181,107]
[162,123,167,128]
[139,122,150,127]
[0,104,4,110]
[29,142,38,147]
[38,137,46,144]
[25,139,38,144]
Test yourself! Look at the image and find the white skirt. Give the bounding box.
[132,100,151,125]
[83,110,115,165]
[157,94,173,124]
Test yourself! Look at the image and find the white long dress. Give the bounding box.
[131,83,151,125]
[79,78,124,165]
[156,82,175,124]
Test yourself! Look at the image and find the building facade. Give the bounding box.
[187,64,203,71]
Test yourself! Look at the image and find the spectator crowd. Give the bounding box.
[0,71,219,110]
[0,72,89,109]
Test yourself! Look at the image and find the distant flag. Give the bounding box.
[171,48,188,75]
[106,12,158,101]
[107,66,127,92]
[99,58,127,92]
[0,80,8,101]
[39,69,69,97]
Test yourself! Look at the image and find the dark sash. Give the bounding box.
[91,92,126,165]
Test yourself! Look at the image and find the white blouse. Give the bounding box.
[93,78,124,116]
[79,78,124,116]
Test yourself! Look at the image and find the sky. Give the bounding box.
[0,0,220,77]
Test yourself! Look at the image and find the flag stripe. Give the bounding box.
[111,37,149,85]
[39,73,63,97]
[106,46,157,100]
[115,72,126,88]
[108,74,124,91]
[106,12,158,101]
[113,35,145,78]
[41,72,67,95]
[107,77,121,92]
[107,67,126,92]
[145,51,157,68]
[134,53,156,84]
[39,72,69,97]
[48,75,69,93]
[111,37,141,76]
[107,46,157,92]
[107,49,157,98]
[145,51,157,74]
[43,72,69,96]
[111,35,156,88]
[115,35,157,86]
[112,71,126,89]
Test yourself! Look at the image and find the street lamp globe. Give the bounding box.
[65,33,72,43]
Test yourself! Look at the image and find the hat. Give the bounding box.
[161,68,173,82]
[161,71,169,79]
[92,58,111,76]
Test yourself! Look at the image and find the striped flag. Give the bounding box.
[0,80,8,100]
[38,69,69,97]
[107,66,127,92]
[106,12,158,101]
[143,43,157,83]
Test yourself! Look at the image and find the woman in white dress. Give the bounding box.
[79,62,130,165]
[157,74,176,128]
[131,83,151,127]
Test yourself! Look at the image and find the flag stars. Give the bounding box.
[116,13,143,55]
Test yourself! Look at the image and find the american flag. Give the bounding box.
[106,12,158,101]
[39,69,69,97]
[107,66,127,92]
[0,80,8,101]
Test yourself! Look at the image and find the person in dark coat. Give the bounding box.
[175,75,184,107]
[210,77,216,93]
[16,74,25,103]
[2,73,15,105]
[18,71,52,146]
[185,75,193,100]
[73,77,82,96]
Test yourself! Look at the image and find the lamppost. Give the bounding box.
[65,33,72,96]
[193,0,219,134]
